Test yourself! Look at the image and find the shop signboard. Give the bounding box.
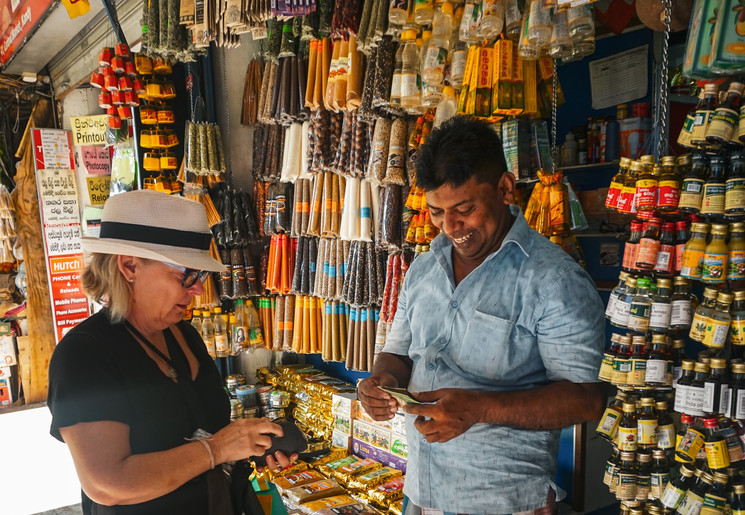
[31,128,91,343]
[0,0,56,68]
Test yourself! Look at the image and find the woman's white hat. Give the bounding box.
[80,190,226,272]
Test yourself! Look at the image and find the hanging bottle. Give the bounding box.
[606,157,630,211]
[245,299,265,348]
[628,281,653,334]
[679,89,706,149]
[637,397,658,450]
[650,449,670,500]
[687,362,711,417]
[504,0,521,41]
[213,307,229,358]
[617,160,641,214]
[655,401,676,450]
[567,4,594,41]
[670,276,694,332]
[596,390,627,441]
[648,279,673,334]
[704,418,731,471]
[733,484,745,515]
[621,221,643,273]
[433,85,457,128]
[726,152,745,216]
[422,2,454,87]
[400,29,422,113]
[680,222,710,280]
[526,0,552,49]
[701,224,729,284]
[671,339,687,387]
[728,223,745,283]
[690,83,720,148]
[617,402,639,452]
[598,333,620,383]
[548,10,573,59]
[191,309,203,334]
[606,273,628,320]
[459,0,481,44]
[690,287,719,343]
[701,292,733,349]
[635,219,661,271]
[731,363,745,419]
[675,220,690,274]
[660,464,695,510]
[611,335,632,387]
[450,39,469,89]
[706,81,745,146]
[389,0,410,25]
[615,451,638,501]
[478,0,504,42]
[604,445,620,489]
[677,472,714,515]
[628,335,648,387]
[657,156,680,212]
[518,10,538,60]
[701,155,728,221]
[611,277,636,329]
[201,310,216,359]
[679,152,709,214]
[674,360,695,414]
[703,358,729,416]
[730,291,745,349]
[701,472,730,515]
[653,223,676,277]
[414,0,435,26]
[390,39,405,106]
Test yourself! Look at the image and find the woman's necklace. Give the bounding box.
[124,321,178,380]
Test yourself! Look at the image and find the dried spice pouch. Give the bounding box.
[372,36,394,108]
[335,237,345,298]
[383,117,407,185]
[281,123,303,184]
[283,295,295,351]
[367,118,392,182]
[300,178,311,234]
[308,237,319,294]
[346,35,363,108]
[320,171,333,236]
[380,184,402,248]
[301,121,312,180]
[291,236,305,293]
[244,248,259,296]
[305,39,318,108]
[308,172,324,236]
[330,173,343,237]
[273,295,285,350]
[313,238,326,297]
[345,308,357,370]
[358,45,377,118]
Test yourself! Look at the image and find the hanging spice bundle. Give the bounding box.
[313,237,350,299]
[290,236,319,296]
[321,301,349,362]
[344,306,379,372]
[377,184,402,249]
[379,252,411,324]
[241,58,264,125]
[141,0,197,62]
[272,294,296,351]
[523,169,571,237]
[340,177,379,242]
[266,233,296,294]
[257,297,276,349]
[291,295,324,353]
[342,241,385,307]
[184,121,227,175]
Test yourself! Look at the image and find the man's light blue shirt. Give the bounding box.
[382,205,605,514]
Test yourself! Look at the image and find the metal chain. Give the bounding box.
[551,59,558,173]
[189,64,195,123]
[222,47,232,178]
[657,0,672,160]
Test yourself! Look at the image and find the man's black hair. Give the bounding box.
[415,116,509,191]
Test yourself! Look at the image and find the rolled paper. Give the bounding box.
[308,172,324,236]
[345,308,356,370]
[291,236,304,294]
[301,121,312,180]
[340,175,354,241]
[330,173,341,237]
[302,296,311,353]
[330,302,339,362]
[323,301,332,360]
[280,125,293,183]
[305,39,318,108]
[345,177,360,241]
[316,296,323,352]
[301,178,311,235]
[367,309,376,371]
[313,237,324,297]
[292,295,303,352]
[300,236,310,295]
[274,295,284,351]
[320,171,333,236]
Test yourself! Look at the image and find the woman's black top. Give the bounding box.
[47,310,230,514]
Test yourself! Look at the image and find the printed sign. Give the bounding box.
[32,129,90,343]
[0,0,55,68]
[79,145,110,175]
[69,115,108,146]
[86,175,110,205]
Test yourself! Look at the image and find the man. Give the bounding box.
[358,117,606,515]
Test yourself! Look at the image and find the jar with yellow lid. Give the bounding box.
[140,130,154,149]
[153,59,172,75]
[166,132,179,148]
[157,108,175,124]
[160,153,178,170]
[135,54,153,75]
[143,153,161,172]
[152,131,169,149]
[161,80,176,99]
[145,79,163,100]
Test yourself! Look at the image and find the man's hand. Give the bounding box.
[357,373,400,421]
[404,389,480,443]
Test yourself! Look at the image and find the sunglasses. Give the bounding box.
[162,262,210,288]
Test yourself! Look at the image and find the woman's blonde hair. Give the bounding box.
[81,253,131,324]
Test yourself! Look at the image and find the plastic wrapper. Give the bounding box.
[265,461,310,481]
[378,185,401,248]
[358,45,377,118]
[299,495,358,515]
[332,458,381,486]
[389,499,403,515]
[524,169,570,237]
[371,37,394,108]
[367,478,405,508]
[317,455,360,477]
[316,502,379,515]
[367,118,391,183]
[274,470,327,493]
[383,118,407,185]
[346,467,402,492]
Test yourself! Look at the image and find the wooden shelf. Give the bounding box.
[560,160,620,173]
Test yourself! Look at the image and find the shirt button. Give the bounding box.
[451,301,458,308]
[422,438,427,444]
[428,364,435,371]
[439,338,446,344]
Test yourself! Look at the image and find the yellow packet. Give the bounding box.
[347,467,403,492]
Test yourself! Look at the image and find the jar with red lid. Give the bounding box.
[115,43,130,58]
[118,76,133,91]
[143,153,161,171]
[106,105,118,116]
[124,61,137,78]
[135,54,153,75]
[140,131,154,148]
[104,74,119,92]
[98,47,113,66]
[124,90,139,106]
[157,108,175,124]
[111,57,126,74]
[133,78,145,94]
[108,116,122,130]
[90,71,105,88]
[117,106,132,119]
[98,91,112,109]
[140,106,158,125]
[111,91,125,105]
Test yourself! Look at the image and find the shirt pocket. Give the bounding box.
[455,310,515,381]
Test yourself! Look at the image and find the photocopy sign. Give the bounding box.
[32,129,90,343]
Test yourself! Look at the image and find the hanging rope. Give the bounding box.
[657,0,672,160]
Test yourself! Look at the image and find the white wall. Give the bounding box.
[59,89,101,131]
[213,34,261,193]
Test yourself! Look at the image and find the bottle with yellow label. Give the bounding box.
[681,223,710,280]
[650,449,670,500]
[729,223,745,282]
[598,333,620,382]
[635,156,658,212]
[596,390,627,441]
[707,82,745,146]
[635,452,651,501]
[655,401,676,450]
[702,292,733,349]
[700,472,729,515]
[690,83,719,147]
[637,398,658,449]
[730,291,745,349]
[661,464,695,509]
[677,471,713,515]
[611,335,633,386]
[690,287,719,343]
[726,153,745,216]
[606,157,630,211]
[701,224,729,284]
[704,417,731,471]
[679,90,705,148]
[615,451,637,501]
[701,156,727,220]
[603,445,619,488]
[617,402,638,452]
[679,153,709,214]
[657,156,680,212]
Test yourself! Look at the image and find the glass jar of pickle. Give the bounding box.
[145,79,163,100]
[140,105,158,125]
[157,108,175,124]
[143,152,161,172]
[153,59,172,74]
[134,54,153,75]
[140,130,154,149]
[160,153,178,170]
[161,80,176,99]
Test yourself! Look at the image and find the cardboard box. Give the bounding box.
[0,332,16,366]
[353,439,407,473]
[332,429,353,452]
[353,419,392,452]
[331,392,357,416]
[353,400,392,430]
[390,432,408,460]
[334,413,352,435]
[390,412,406,435]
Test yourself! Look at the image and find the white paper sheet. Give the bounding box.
[589,45,649,110]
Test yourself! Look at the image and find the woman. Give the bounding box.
[48,190,290,514]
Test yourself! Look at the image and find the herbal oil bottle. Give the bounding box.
[728,222,745,282]
[649,279,673,333]
[701,155,728,221]
[650,449,670,500]
[598,333,621,383]
[703,358,729,416]
[661,464,696,510]
[637,398,658,450]
[635,451,651,501]
[606,272,629,320]
[617,402,639,452]
[729,291,745,350]
[628,280,653,333]
[615,451,638,501]
[658,156,681,212]
[655,400,676,451]
[704,417,731,471]
[611,277,637,330]
[701,224,729,284]
[726,152,745,216]
[701,292,733,349]
[596,390,628,441]
[612,335,633,387]
[674,360,695,414]
[687,361,711,417]
[681,223,710,280]
[645,335,671,386]
[670,276,695,332]
[679,152,709,214]
[691,287,719,343]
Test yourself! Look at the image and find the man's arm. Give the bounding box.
[406,381,605,443]
[357,352,414,421]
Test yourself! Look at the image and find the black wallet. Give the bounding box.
[252,418,308,467]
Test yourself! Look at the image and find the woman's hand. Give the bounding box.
[264,451,299,472]
[210,418,284,465]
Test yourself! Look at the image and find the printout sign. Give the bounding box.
[32,129,90,343]
[589,45,649,110]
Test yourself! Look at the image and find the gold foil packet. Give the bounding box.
[367,478,405,509]
[347,467,403,492]
[273,470,326,493]
[389,500,403,515]
[286,479,346,504]
[300,494,358,514]
[332,458,382,487]
[316,502,381,515]
[316,455,360,477]
[265,461,309,480]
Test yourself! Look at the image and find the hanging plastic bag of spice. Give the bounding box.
[367,118,392,182]
[383,118,407,185]
[379,184,402,248]
[372,36,395,108]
